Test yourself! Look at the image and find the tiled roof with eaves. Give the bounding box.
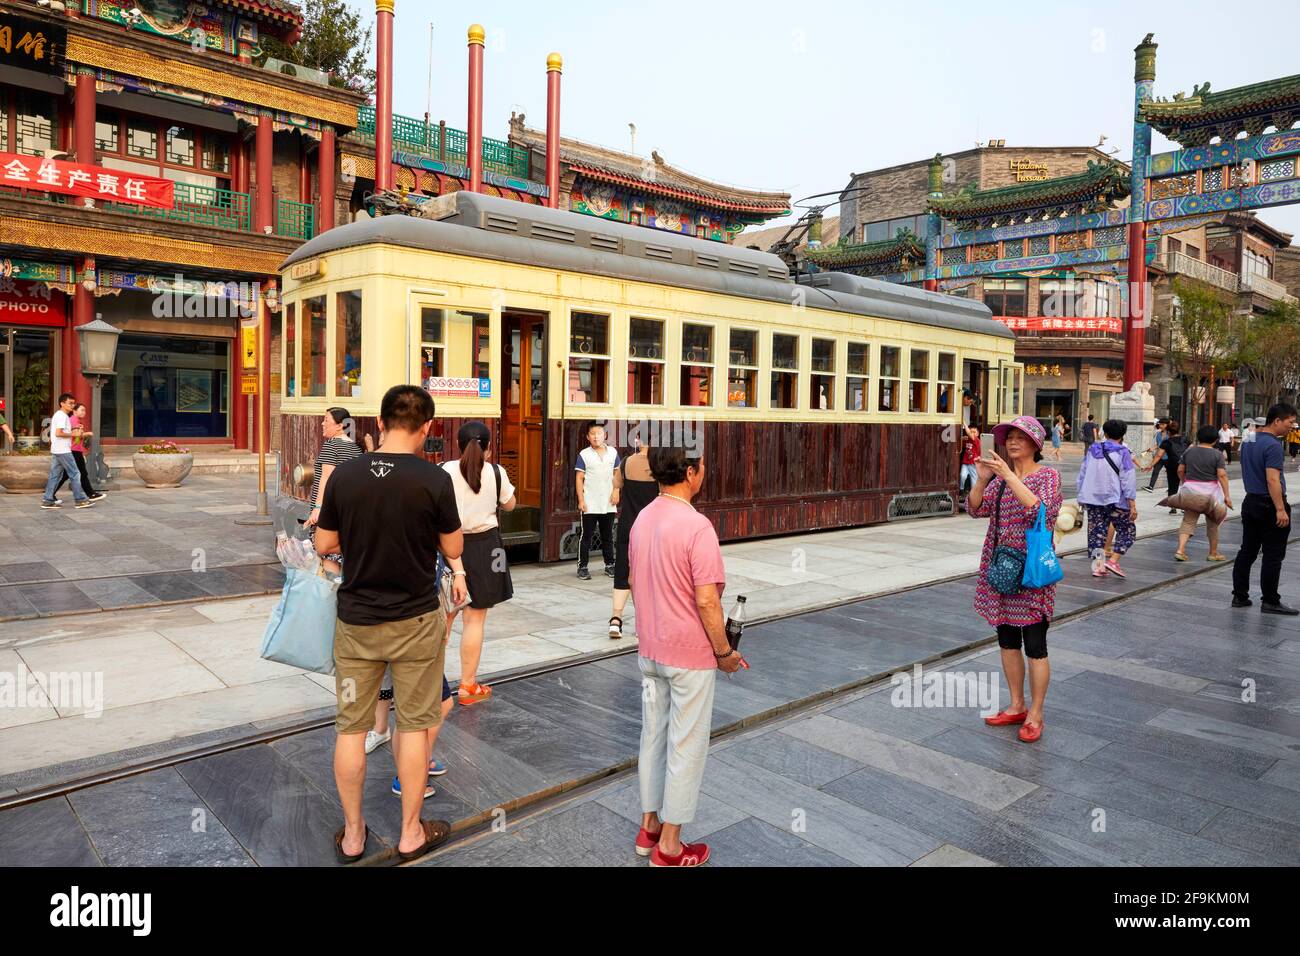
[1139,74,1300,131]
[928,161,1130,220]
[214,0,303,26]
[804,231,925,267]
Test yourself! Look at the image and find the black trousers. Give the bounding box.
[54,450,97,497]
[1232,493,1291,605]
[1164,460,1179,497]
[579,512,615,569]
[1216,441,1233,464]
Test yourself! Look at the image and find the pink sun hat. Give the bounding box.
[992,414,1046,450]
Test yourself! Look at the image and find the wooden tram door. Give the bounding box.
[501,311,546,515]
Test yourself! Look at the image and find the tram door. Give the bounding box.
[501,311,546,519]
[962,359,989,429]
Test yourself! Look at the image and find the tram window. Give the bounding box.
[628,318,664,405]
[811,338,835,411]
[727,329,758,408]
[909,349,930,413]
[302,296,326,397]
[283,303,296,398]
[420,308,444,382]
[846,342,869,411]
[569,311,609,404]
[878,345,901,412]
[937,352,956,414]
[335,291,363,398]
[680,323,713,408]
[473,315,490,380]
[770,333,798,410]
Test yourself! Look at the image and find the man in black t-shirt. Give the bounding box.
[1081,415,1098,446]
[315,384,465,863]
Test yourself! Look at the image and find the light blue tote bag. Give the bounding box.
[260,567,339,675]
[1021,503,1064,590]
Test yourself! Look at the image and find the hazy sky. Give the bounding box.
[354,0,1300,239]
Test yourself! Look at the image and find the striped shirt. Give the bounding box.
[310,437,361,508]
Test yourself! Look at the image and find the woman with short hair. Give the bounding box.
[1174,424,1233,562]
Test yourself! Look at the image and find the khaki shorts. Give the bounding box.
[334,608,448,735]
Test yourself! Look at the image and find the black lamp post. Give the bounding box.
[75,316,122,488]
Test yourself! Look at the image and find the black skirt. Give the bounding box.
[463,528,513,610]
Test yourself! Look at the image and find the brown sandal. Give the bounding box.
[334,824,369,864]
[397,818,452,862]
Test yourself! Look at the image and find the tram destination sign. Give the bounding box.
[0,12,65,74]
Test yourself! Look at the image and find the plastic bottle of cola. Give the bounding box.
[725,596,747,650]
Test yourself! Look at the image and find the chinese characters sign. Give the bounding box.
[995,316,1123,334]
[0,13,65,74]
[0,280,65,328]
[0,153,174,209]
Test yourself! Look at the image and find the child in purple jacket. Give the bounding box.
[1077,419,1138,578]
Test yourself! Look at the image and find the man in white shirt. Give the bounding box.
[575,421,621,580]
[42,393,93,509]
[1218,423,1235,463]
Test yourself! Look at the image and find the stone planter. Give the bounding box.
[132,452,194,488]
[0,454,55,493]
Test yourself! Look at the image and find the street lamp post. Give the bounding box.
[75,316,121,488]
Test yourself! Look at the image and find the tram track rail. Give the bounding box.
[1,520,1275,832]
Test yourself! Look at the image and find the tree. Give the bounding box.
[258,0,375,95]
[1166,278,1238,434]
[1236,300,1300,410]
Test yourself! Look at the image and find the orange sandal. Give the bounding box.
[457,681,492,705]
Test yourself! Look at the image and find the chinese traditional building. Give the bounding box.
[507,114,790,241]
[0,0,363,453]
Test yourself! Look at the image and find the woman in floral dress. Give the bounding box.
[967,415,1063,743]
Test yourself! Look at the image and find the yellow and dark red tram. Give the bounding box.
[277,192,1020,561]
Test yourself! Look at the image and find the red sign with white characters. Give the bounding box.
[0,281,66,327]
[0,152,174,208]
[995,315,1123,334]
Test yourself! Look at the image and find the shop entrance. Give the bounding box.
[0,327,56,449]
[500,310,546,544]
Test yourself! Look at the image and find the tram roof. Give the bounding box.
[282,192,1010,340]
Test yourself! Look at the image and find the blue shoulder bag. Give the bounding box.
[1022,502,1065,589]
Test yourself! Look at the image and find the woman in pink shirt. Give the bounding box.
[628,444,744,867]
[54,403,105,502]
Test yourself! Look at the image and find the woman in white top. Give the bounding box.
[442,421,517,705]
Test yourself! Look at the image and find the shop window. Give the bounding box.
[680,323,714,407]
[127,118,158,159]
[811,337,835,410]
[95,109,119,152]
[937,352,956,414]
[627,317,664,404]
[983,278,1027,316]
[909,349,930,413]
[300,295,326,397]
[334,290,362,398]
[284,303,296,398]
[846,342,869,411]
[102,333,230,439]
[727,328,758,408]
[166,126,195,166]
[879,345,901,412]
[569,311,609,404]
[14,90,57,157]
[864,221,888,243]
[420,307,444,382]
[770,332,799,409]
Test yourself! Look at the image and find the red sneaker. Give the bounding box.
[649,841,711,867]
[634,827,661,857]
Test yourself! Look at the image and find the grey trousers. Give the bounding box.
[638,655,717,825]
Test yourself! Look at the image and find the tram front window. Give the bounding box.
[420,307,444,382]
[301,295,326,397]
[335,290,362,398]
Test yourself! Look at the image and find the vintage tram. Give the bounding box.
[276,191,1020,561]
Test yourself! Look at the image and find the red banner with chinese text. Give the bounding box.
[0,153,174,209]
[994,315,1123,334]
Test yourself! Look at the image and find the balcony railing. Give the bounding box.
[275,198,315,241]
[1240,271,1298,304]
[1155,251,1240,294]
[356,105,530,178]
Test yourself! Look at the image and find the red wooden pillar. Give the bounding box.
[255,112,274,234]
[467,24,485,193]
[64,259,94,411]
[318,126,336,232]
[545,53,562,208]
[374,0,395,192]
[74,71,96,206]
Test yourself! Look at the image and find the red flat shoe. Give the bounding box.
[984,709,1028,726]
[1018,719,1043,743]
